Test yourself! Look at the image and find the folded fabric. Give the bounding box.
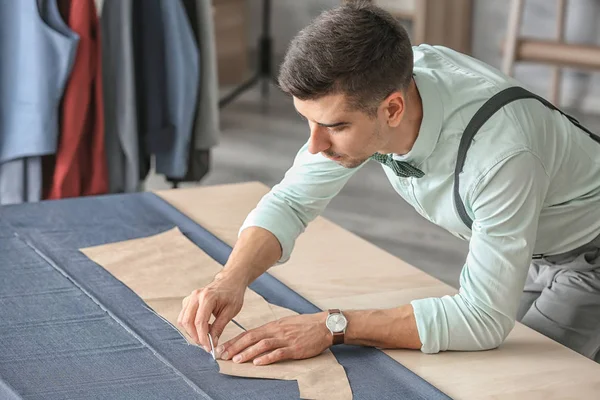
[80,228,352,400]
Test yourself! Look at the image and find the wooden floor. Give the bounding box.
[147,85,600,288]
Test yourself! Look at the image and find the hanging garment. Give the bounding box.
[0,159,42,205]
[41,0,70,196]
[191,0,220,151]
[168,0,220,184]
[46,0,108,199]
[153,0,200,179]
[0,0,78,205]
[101,0,140,193]
[131,0,174,182]
[103,0,198,190]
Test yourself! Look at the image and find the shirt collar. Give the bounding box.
[391,70,444,166]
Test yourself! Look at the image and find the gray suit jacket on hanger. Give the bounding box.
[193,0,220,151]
[101,0,141,193]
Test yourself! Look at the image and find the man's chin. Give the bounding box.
[337,157,369,169]
[323,152,369,168]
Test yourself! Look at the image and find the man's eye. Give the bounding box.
[329,126,347,133]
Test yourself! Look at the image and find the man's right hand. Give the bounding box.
[177,226,285,352]
[177,273,246,352]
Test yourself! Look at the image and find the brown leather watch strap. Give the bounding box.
[332,332,344,345]
[328,309,345,345]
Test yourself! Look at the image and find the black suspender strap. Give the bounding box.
[454,86,600,230]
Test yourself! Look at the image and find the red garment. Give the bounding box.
[47,0,108,199]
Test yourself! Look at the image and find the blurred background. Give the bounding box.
[4,0,600,288]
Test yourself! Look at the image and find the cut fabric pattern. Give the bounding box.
[81,228,352,400]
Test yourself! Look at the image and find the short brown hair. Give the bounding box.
[278,0,414,116]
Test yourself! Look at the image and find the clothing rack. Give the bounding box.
[0,0,220,205]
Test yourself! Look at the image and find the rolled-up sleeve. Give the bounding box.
[240,142,363,263]
[411,151,550,353]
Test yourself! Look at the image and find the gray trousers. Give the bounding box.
[517,234,600,362]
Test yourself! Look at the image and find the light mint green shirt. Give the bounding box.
[239,45,600,354]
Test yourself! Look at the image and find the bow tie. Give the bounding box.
[370,152,425,178]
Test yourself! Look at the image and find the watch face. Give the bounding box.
[326,313,347,332]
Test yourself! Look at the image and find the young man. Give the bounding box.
[178,2,600,365]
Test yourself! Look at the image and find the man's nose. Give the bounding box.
[307,125,330,154]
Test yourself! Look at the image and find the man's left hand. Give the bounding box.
[216,312,331,366]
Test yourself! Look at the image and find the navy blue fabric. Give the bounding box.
[0,192,451,399]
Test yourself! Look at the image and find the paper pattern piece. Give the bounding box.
[81,228,352,400]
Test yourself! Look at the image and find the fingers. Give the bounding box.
[178,292,200,343]
[178,282,245,353]
[220,329,265,361]
[216,329,246,359]
[254,347,292,366]
[209,309,233,348]
[217,326,292,365]
[177,296,190,326]
[194,292,214,351]
[230,338,283,364]
[177,289,213,350]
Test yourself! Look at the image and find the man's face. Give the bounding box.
[293,94,389,168]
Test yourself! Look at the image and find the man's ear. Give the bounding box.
[382,91,405,128]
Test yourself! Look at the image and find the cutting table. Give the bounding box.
[1,181,598,399]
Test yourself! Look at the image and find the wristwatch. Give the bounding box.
[325,309,347,345]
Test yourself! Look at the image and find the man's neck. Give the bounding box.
[389,78,423,155]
